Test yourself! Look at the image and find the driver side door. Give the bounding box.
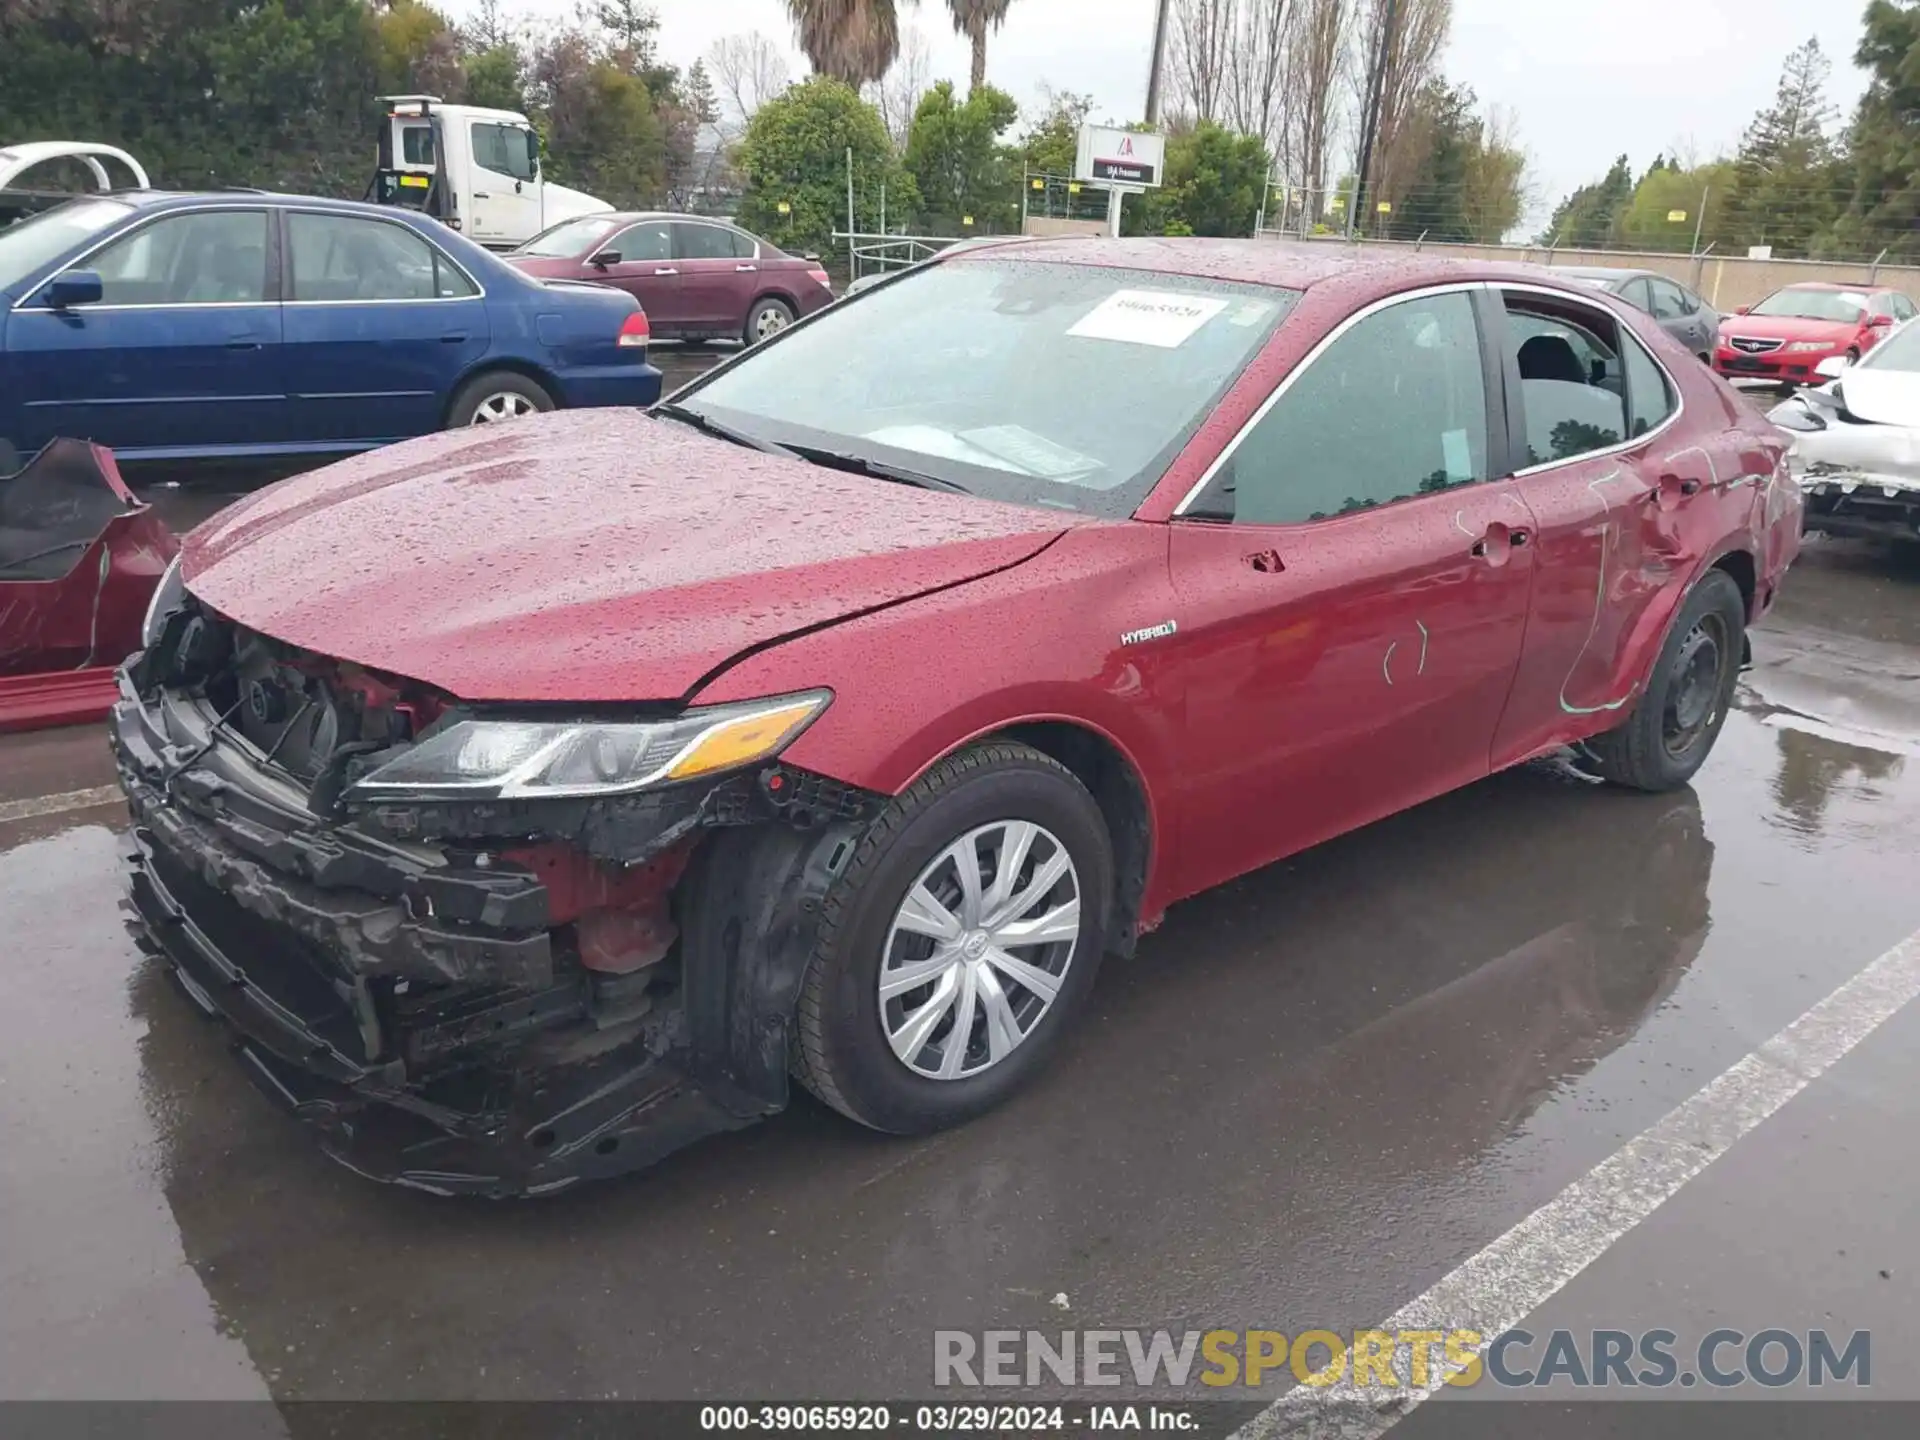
[1163,287,1539,899]
[467,121,541,248]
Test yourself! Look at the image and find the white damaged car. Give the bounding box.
[1771,320,1920,551]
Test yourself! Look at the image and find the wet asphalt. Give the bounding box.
[3,356,1919,1421]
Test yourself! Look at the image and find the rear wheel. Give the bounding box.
[744,295,795,345]
[1588,569,1747,792]
[446,371,554,429]
[794,742,1112,1135]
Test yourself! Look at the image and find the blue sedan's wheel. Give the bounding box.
[446,371,554,430]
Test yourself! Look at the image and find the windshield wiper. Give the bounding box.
[780,443,974,495]
[652,402,798,458]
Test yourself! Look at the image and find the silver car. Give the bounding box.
[1771,323,1920,550]
[1550,266,1721,364]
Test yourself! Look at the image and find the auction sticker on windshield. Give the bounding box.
[1069,290,1230,347]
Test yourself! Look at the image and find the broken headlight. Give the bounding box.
[141,555,186,648]
[344,690,832,802]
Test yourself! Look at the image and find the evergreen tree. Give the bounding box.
[1727,37,1841,253]
[1539,154,1634,248]
[1828,0,1920,260]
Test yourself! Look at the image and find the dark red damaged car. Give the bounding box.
[113,240,1801,1195]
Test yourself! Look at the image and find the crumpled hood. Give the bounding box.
[1792,370,1920,488]
[181,411,1076,701]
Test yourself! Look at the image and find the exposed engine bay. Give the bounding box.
[115,597,880,1195]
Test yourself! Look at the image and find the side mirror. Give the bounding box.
[1814,355,1852,379]
[46,270,104,309]
[590,250,622,268]
[522,129,542,178]
[1734,304,1751,315]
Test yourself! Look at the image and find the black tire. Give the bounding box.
[1847,347,1862,364]
[1588,569,1747,792]
[743,295,796,346]
[794,742,1112,1135]
[445,370,555,429]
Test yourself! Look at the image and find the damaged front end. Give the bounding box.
[114,595,880,1196]
[1774,382,1920,545]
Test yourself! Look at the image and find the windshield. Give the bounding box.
[514,215,618,258]
[0,198,131,293]
[675,259,1296,518]
[1750,288,1866,322]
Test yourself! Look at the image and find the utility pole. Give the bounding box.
[1348,0,1399,238]
[1144,0,1172,126]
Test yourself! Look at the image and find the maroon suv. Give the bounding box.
[508,212,834,344]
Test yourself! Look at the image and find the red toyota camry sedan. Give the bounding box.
[114,240,1800,1194]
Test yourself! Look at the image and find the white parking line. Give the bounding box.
[1236,925,1920,1439]
[0,785,124,825]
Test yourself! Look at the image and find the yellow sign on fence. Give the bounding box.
[1377,201,1392,214]
[1668,209,1688,222]
[776,200,791,215]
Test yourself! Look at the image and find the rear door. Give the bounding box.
[3,207,282,456]
[1490,286,1715,767]
[671,220,756,336]
[280,210,489,445]
[1164,286,1538,898]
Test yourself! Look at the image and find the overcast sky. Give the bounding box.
[466,0,1874,229]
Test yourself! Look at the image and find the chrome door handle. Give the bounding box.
[473,191,491,199]
[736,264,757,272]
[654,267,679,276]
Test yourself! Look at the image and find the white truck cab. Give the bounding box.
[375,96,612,251]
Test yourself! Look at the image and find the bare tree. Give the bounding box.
[709,31,792,127]
[1168,0,1234,124]
[1351,0,1451,209]
[1220,0,1293,157]
[863,23,932,150]
[1285,0,1350,195]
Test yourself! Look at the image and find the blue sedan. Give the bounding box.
[0,191,662,470]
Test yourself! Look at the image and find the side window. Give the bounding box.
[1205,291,1489,526]
[730,229,758,259]
[1647,279,1688,320]
[1895,294,1918,321]
[1675,283,1703,315]
[673,223,738,261]
[288,213,472,301]
[609,221,672,263]
[1623,332,1677,438]
[90,210,267,305]
[1505,296,1628,467]
[1619,277,1653,312]
[471,123,536,181]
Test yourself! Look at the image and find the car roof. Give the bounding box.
[1775,280,1878,292]
[100,190,445,221]
[938,236,1667,302]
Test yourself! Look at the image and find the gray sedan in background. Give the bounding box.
[1551,265,1721,362]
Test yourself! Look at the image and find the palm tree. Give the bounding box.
[785,0,903,88]
[947,0,1012,94]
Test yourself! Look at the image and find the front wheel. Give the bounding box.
[744,295,795,345]
[1588,569,1747,792]
[794,742,1113,1135]
[446,371,554,429]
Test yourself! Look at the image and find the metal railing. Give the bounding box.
[834,231,969,283]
